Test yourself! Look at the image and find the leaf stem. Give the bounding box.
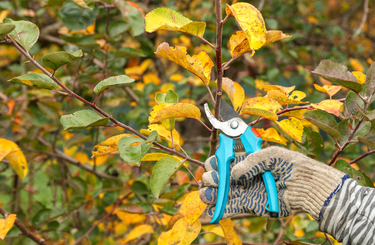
[191,34,216,50]
[184,164,199,185]
[6,34,204,167]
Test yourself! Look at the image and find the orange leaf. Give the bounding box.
[180,191,207,224]
[220,77,245,111]
[155,42,214,84]
[240,97,282,121]
[275,118,303,143]
[0,214,16,240]
[311,100,343,117]
[349,58,364,72]
[176,170,190,186]
[226,3,266,51]
[194,166,205,182]
[149,103,201,123]
[266,90,308,106]
[256,127,287,145]
[313,84,341,97]
[7,100,15,115]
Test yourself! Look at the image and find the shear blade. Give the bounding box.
[219,99,240,121]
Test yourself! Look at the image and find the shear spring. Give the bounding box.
[234,144,245,152]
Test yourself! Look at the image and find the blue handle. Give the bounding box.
[210,133,235,224]
[240,127,279,213]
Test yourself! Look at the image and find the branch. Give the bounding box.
[36,136,124,182]
[0,206,48,245]
[209,0,224,157]
[6,34,204,167]
[352,0,369,39]
[273,211,295,244]
[349,149,375,164]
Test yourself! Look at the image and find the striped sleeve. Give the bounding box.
[319,178,375,244]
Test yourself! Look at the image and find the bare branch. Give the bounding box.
[352,0,369,39]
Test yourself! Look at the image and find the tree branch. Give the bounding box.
[349,149,375,164]
[5,34,204,167]
[209,0,224,157]
[0,205,48,245]
[352,0,369,39]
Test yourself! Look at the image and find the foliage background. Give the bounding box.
[0,0,374,244]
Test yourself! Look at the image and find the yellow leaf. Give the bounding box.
[313,84,342,97]
[0,214,16,240]
[0,139,27,179]
[220,77,245,111]
[149,103,201,123]
[255,79,269,89]
[311,100,343,117]
[349,58,364,72]
[228,31,254,59]
[288,91,306,101]
[225,3,266,51]
[142,153,183,162]
[123,224,154,244]
[89,154,108,166]
[168,218,201,245]
[294,229,304,238]
[144,73,161,85]
[73,0,92,9]
[107,207,146,225]
[92,134,138,157]
[240,97,281,121]
[114,221,127,236]
[263,30,291,46]
[141,124,183,146]
[145,8,206,37]
[155,43,214,85]
[352,71,366,84]
[74,152,90,164]
[158,230,172,245]
[125,59,152,78]
[276,118,303,143]
[256,128,287,145]
[219,218,242,245]
[281,109,309,120]
[0,10,10,23]
[209,226,225,237]
[179,191,207,224]
[266,90,308,106]
[259,85,295,94]
[170,74,184,82]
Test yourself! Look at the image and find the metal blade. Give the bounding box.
[219,99,239,121]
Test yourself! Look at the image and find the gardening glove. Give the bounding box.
[199,146,349,220]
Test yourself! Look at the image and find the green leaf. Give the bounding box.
[354,121,371,139]
[312,59,363,92]
[150,157,185,198]
[109,20,130,37]
[118,131,158,166]
[338,119,351,145]
[42,50,83,70]
[145,7,206,37]
[0,23,15,37]
[293,127,324,159]
[76,36,100,48]
[9,73,58,90]
[118,136,143,165]
[37,101,61,120]
[345,91,364,118]
[358,135,375,149]
[72,0,94,10]
[60,109,110,130]
[365,62,375,95]
[93,75,135,95]
[155,92,166,104]
[68,176,87,196]
[131,181,149,195]
[126,2,144,36]
[32,209,51,227]
[159,205,178,216]
[59,0,99,31]
[335,160,367,186]
[3,18,39,52]
[303,110,340,139]
[114,47,146,58]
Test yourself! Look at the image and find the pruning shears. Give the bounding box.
[204,99,279,224]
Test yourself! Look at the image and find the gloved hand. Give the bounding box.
[199,146,348,220]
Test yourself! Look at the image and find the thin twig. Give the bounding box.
[352,0,369,39]
[5,34,204,167]
[190,34,216,50]
[0,206,48,245]
[324,233,333,245]
[184,164,199,185]
[273,211,295,244]
[350,149,375,164]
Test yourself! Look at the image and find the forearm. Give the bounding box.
[319,179,375,244]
